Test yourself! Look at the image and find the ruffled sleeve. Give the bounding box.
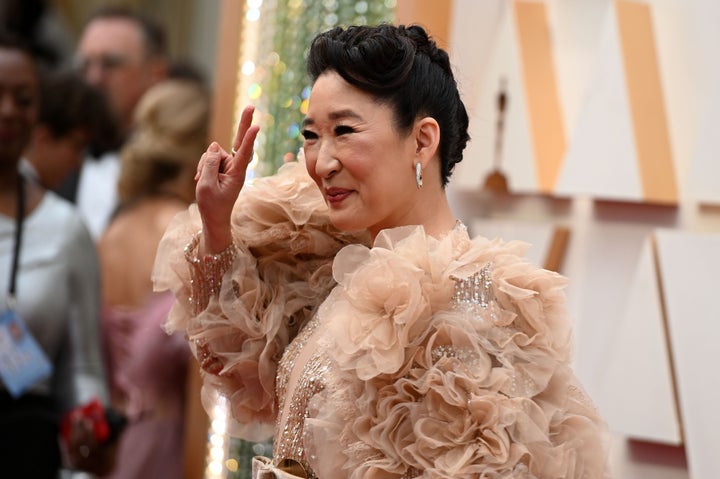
[304,226,609,478]
[153,160,369,439]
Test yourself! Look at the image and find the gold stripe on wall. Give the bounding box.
[394,0,453,51]
[616,0,677,204]
[210,0,243,146]
[513,1,566,193]
[186,1,243,474]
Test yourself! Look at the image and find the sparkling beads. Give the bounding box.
[184,230,237,314]
[450,263,495,317]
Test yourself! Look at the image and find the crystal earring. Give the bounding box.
[415,162,423,189]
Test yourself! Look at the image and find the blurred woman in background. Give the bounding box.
[0,31,111,478]
[98,78,210,479]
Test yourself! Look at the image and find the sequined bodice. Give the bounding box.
[274,315,328,478]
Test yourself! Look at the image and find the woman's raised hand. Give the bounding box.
[195,106,259,253]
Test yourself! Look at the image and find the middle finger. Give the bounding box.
[231,105,256,154]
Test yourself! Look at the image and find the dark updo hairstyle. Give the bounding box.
[306,24,470,186]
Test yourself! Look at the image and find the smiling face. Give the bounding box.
[0,47,38,168]
[302,71,421,238]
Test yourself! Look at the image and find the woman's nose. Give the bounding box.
[314,141,340,178]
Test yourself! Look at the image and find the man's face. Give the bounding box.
[76,18,164,133]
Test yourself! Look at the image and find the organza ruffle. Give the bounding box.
[304,225,609,478]
[153,160,369,439]
[154,160,609,476]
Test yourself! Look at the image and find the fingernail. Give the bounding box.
[209,142,219,152]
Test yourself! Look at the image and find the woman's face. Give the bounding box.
[302,71,419,238]
[0,47,38,166]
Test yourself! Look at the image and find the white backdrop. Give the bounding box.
[445,1,720,478]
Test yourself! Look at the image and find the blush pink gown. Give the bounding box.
[101,291,189,479]
[155,161,611,479]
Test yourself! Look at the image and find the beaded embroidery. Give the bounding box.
[450,262,497,322]
[274,315,325,479]
[184,230,237,314]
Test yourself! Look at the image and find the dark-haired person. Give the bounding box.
[22,69,118,191]
[0,31,112,478]
[154,24,610,478]
[68,6,169,239]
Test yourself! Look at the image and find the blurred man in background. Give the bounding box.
[64,6,169,239]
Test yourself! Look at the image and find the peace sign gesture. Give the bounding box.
[195,106,260,254]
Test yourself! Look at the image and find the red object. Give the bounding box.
[60,398,110,444]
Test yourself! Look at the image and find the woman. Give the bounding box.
[154,24,610,478]
[0,32,111,477]
[99,79,210,479]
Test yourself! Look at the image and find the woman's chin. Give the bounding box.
[328,213,365,233]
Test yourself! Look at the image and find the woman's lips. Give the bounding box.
[325,187,352,205]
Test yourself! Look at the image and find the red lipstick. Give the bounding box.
[325,187,352,205]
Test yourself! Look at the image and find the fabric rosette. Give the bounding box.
[306,226,609,478]
[154,160,368,439]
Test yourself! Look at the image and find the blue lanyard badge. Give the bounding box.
[0,309,53,397]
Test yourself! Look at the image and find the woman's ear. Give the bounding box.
[414,117,440,169]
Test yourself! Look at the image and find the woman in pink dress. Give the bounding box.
[99,79,210,478]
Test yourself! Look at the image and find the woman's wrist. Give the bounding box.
[199,223,233,256]
[185,229,237,314]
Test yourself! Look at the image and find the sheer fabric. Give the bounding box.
[154,161,610,478]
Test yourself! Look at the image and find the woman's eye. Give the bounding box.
[335,125,354,136]
[301,130,318,140]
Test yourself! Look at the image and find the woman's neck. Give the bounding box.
[156,170,195,205]
[0,164,21,217]
[368,192,458,243]
[0,164,45,219]
[419,196,458,239]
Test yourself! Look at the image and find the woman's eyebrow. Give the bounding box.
[302,109,362,127]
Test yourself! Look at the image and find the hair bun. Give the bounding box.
[400,25,452,77]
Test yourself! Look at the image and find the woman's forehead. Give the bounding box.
[0,48,37,81]
[305,72,378,119]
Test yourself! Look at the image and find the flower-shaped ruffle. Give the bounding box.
[305,225,609,478]
[154,160,369,439]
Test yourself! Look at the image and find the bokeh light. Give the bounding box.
[248,83,262,100]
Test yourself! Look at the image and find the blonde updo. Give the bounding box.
[118,79,210,204]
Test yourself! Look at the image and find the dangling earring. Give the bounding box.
[415,162,423,189]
